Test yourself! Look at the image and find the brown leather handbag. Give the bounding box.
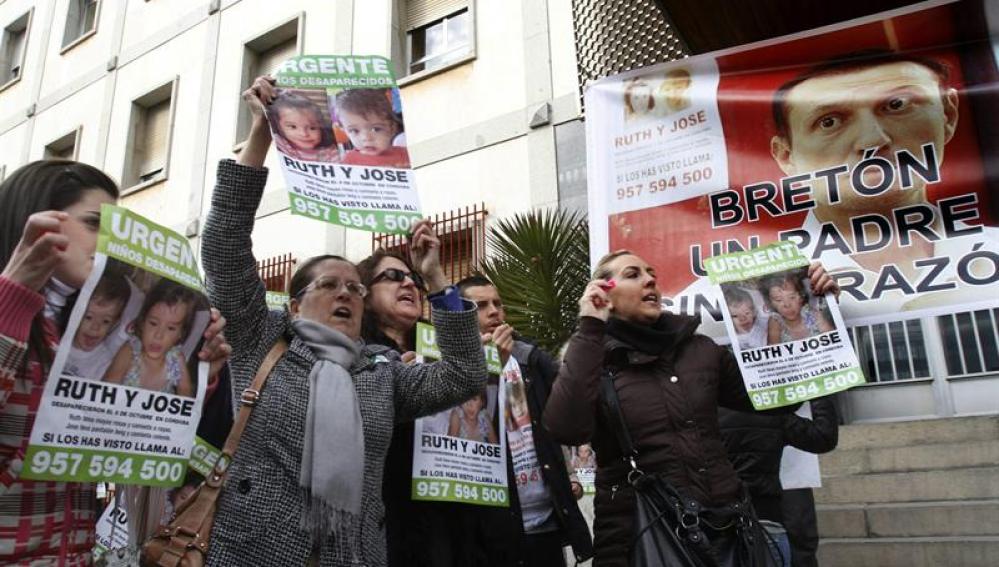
[141,339,287,567]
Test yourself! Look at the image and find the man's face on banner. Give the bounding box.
[771,61,959,212]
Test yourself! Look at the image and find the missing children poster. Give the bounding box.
[411,323,510,507]
[585,0,999,339]
[269,55,423,234]
[706,242,865,409]
[22,205,209,487]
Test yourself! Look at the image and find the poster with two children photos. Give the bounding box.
[269,55,423,235]
[706,242,866,410]
[22,205,210,487]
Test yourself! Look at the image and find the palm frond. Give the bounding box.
[480,209,589,352]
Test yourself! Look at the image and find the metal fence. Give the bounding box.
[372,203,488,284]
[256,252,295,292]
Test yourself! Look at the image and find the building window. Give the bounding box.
[44,127,82,161]
[939,309,999,377]
[405,1,471,76]
[62,0,99,50]
[849,319,931,383]
[372,203,487,283]
[0,11,30,88]
[124,81,176,191]
[237,18,300,145]
[555,119,588,215]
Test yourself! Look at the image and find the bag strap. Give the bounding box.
[151,338,288,567]
[220,338,288,459]
[598,370,640,469]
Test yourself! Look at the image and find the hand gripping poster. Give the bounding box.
[705,242,865,409]
[269,55,423,234]
[586,0,999,341]
[411,322,509,507]
[22,205,209,487]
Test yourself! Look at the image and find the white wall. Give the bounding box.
[0,0,582,269]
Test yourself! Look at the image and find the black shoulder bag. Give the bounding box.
[599,371,782,567]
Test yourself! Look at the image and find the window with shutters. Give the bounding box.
[0,10,30,89]
[236,17,302,146]
[61,0,99,51]
[123,80,176,192]
[44,127,82,161]
[404,0,473,77]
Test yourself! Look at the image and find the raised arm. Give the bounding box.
[392,297,487,422]
[0,212,71,407]
[783,396,839,454]
[201,78,276,363]
[0,278,45,408]
[543,279,613,447]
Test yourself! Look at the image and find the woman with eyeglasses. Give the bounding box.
[356,250,443,567]
[199,76,488,567]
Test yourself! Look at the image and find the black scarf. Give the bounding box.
[606,314,676,356]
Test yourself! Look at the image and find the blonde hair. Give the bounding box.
[592,249,635,280]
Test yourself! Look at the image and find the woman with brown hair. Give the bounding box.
[544,250,837,566]
[0,160,228,564]
[200,76,487,567]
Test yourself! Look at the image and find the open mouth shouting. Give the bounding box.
[642,291,660,306]
[332,306,354,320]
[397,291,417,306]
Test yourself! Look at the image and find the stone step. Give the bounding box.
[817,536,999,567]
[835,415,999,451]
[817,499,999,538]
[814,466,999,504]
[820,439,999,476]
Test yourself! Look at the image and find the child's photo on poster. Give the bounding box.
[267,88,340,163]
[328,87,411,168]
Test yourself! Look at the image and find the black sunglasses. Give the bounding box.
[371,268,426,290]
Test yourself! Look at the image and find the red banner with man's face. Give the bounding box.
[586,0,999,336]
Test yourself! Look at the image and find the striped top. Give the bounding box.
[0,276,96,566]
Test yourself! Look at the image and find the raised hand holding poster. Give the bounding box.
[705,242,865,409]
[22,205,210,487]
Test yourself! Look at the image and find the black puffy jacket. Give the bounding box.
[718,396,839,522]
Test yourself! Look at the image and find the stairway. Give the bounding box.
[814,415,999,567]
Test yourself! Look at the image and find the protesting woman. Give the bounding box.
[0,161,228,565]
[200,76,487,567]
[544,250,837,566]
[355,249,439,566]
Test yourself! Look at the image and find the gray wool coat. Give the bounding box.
[201,160,487,567]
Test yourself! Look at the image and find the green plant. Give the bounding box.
[479,209,590,353]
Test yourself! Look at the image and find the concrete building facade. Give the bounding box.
[0,0,581,264]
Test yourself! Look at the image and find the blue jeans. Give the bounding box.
[760,520,792,567]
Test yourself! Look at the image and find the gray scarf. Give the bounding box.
[290,319,363,544]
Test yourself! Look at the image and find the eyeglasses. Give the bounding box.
[295,275,368,300]
[371,268,426,290]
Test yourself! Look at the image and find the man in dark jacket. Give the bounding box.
[718,396,839,566]
[453,275,594,566]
